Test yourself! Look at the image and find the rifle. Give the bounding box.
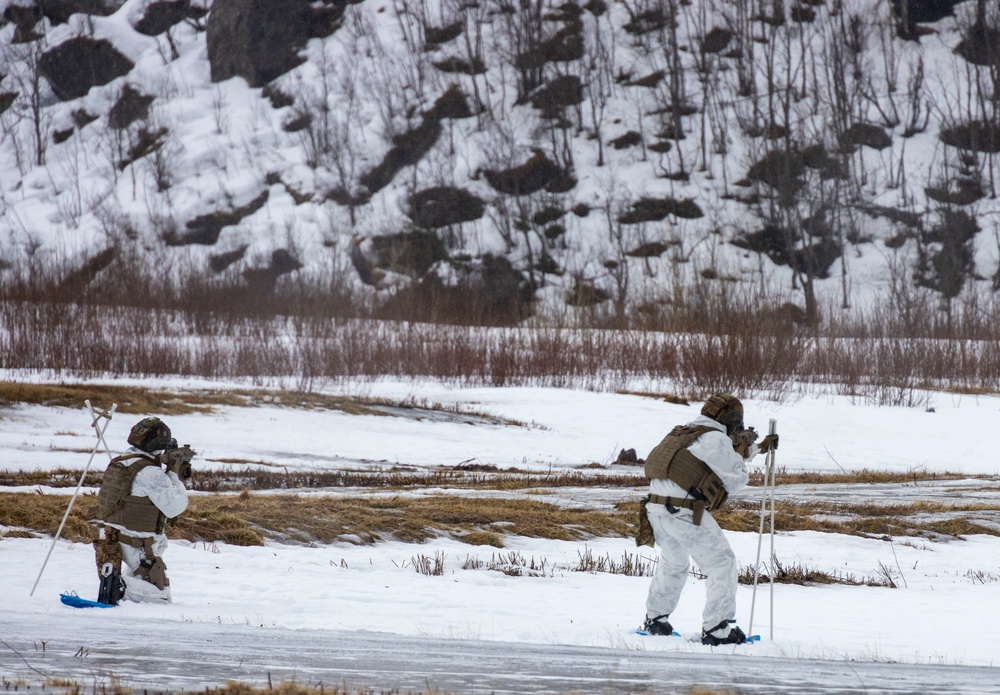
[730,426,759,458]
[158,443,196,481]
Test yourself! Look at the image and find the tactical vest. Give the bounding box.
[98,454,166,534]
[644,425,729,510]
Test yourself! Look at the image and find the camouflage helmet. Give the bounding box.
[701,393,744,433]
[127,417,173,453]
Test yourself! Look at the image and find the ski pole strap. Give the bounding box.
[649,494,707,526]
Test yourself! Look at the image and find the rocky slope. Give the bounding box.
[1,0,998,322]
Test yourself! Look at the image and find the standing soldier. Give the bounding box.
[92,417,194,604]
[639,393,778,644]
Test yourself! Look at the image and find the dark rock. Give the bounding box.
[407,186,485,229]
[169,190,270,246]
[117,126,168,171]
[565,277,610,306]
[531,74,583,114]
[619,196,703,224]
[892,0,963,38]
[484,150,560,196]
[433,56,487,75]
[626,241,670,258]
[108,85,154,129]
[424,21,463,49]
[206,0,352,87]
[0,92,16,116]
[861,204,922,229]
[39,0,122,26]
[376,253,533,326]
[209,244,249,273]
[282,112,312,133]
[5,2,43,41]
[544,169,577,194]
[369,230,448,277]
[39,38,134,101]
[700,27,733,54]
[955,21,1000,67]
[262,84,294,109]
[243,248,304,292]
[425,84,473,120]
[359,119,441,194]
[925,178,985,206]
[615,448,641,466]
[133,0,197,36]
[916,209,978,299]
[53,246,118,300]
[624,70,664,88]
[841,123,892,151]
[533,207,564,226]
[543,224,566,241]
[53,128,74,144]
[610,131,642,150]
[648,140,672,153]
[747,148,806,204]
[940,121,1000,153]
[72,109,99,128]
[533,252,561,275]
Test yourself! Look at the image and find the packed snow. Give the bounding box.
[2,377,1000,692]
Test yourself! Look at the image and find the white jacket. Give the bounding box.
[649,415,755,500]
[104,447,189,539]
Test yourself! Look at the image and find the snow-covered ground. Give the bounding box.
[3,378,1000,692]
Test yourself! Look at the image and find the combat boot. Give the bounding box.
[641,613,674,636]
[701,619,747,645]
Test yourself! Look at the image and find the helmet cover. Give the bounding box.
[127,417,173,453]
[701,393,744,433]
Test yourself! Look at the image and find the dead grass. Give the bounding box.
[0,490,631,547]
[747,467,980,486]
[3,470,997,549]
[1,466,646,493]
[0,382,523,424]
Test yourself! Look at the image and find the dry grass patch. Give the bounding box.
[0,382,247,415]
[715,498,1000,540]
[180,492,631,545]
[0,466,647,493]
[747,467,980,486]
[0,382,524,425]
[0,491,630,547]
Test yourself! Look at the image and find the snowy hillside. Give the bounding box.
[2,0,999,322]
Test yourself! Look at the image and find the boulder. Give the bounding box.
[39,38,134,101]
[206,0,352,87]
[133,0,206,36]
[39,0,123,26]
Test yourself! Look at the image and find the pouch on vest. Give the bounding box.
[644,425,729,515]
[635,495,655,547]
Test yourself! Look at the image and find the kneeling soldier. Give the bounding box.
[92,417,193,604]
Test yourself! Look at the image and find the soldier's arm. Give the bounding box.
[132,465,189,518]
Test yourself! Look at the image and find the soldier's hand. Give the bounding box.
[166,458,192,480]
[758,434,779,453]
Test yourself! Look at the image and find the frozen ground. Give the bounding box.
[2,378,1000,692]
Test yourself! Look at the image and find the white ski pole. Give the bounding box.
[748,418,777,638]
[29,400,117,597]
[767,418,777,640]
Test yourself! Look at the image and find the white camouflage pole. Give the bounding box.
[748,418,778,639]
[29,400,117,597]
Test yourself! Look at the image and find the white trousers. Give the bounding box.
[120,534,172,603]
[645,505,738,631]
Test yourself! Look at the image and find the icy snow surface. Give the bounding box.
[2,379,1000,692]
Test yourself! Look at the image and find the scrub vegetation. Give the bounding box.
[3,474,998,552]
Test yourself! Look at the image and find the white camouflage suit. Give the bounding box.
[104,447,189,603]
[645,414,759,633]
